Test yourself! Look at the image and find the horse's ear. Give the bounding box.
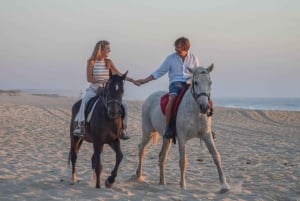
[207,63,214,73]
[109,69,113,77]
[121,70,128,80]
[187,67,194,74]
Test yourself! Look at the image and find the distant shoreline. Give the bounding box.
[0,89,22,96]
[0,89,63,98]
[1,89,299,111]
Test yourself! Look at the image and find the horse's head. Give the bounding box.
[188,64,214,114]
[103,70,128,119]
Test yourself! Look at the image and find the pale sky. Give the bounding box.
[0,0,299,100]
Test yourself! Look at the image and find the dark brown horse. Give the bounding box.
[68,71,128,188]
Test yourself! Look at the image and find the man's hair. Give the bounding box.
[174,37,190,51]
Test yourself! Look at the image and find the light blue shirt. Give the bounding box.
[152,52,199,84]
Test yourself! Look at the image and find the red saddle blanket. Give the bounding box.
[160,86,189,116]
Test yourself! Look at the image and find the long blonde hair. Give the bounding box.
[88,40,110,68]
[89,40,110,61]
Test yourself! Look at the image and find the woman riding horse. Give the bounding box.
[69,71,129,188]
[73,40,139,139]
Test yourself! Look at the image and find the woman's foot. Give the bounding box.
[73,122,85,137]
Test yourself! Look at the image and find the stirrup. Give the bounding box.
[73,122,85,137]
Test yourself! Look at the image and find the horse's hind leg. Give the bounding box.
[136,131,155,181]
[105,139,123,188]
[159,139,172,185]
[202,133,230,193]
[69,137,83,184]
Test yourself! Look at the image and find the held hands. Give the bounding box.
[128,75,152,86]
[127,77,150,86]
[132,79,141,86]
[136,79,148,85]
[129,79,148,86]
[126,77,141,86]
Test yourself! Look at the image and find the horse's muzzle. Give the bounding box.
[199,103,209,114]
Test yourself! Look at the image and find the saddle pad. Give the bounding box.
[160,86,189,116]
[85,96,100,122]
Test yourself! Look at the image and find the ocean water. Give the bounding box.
[214,97,300,112]
[21,89,300,112]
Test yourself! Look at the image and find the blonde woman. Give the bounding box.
[74,40,139,139]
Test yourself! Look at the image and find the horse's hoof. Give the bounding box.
[134,175,145,182]
[130,174,137,180]
[70,180,80,185]
[219,187,230,194]
[105,179,113,188]
[219,183,230,193]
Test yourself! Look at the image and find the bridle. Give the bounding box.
[190,71,212,116]
[190,71,211,101]
[101,78,125,119]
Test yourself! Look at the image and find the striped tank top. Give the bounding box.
[93,60,109,82]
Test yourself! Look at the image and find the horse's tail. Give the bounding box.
[151,132,159,145]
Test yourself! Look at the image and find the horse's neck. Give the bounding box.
[180,87,211,135]
[97,97,108,116]
[181,88,199,115]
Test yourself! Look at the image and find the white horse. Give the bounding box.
[135,64,230,193]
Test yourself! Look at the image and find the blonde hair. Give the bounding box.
[89,40,110,61]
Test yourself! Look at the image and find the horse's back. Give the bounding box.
[142,91,165,111]
[142,91,166,135]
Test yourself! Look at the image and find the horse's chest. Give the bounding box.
[178,114,209,133]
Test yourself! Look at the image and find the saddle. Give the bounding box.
[160,86,189,144]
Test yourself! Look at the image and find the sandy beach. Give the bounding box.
[0,92,299,201]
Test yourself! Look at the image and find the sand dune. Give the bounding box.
[0,93,299,200]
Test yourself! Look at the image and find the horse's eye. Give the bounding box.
[194,81,198,86]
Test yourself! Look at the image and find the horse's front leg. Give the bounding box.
[105,139,123,188]
[203,132,230,193]
[92,142,104,188]
[136,132,153,181]
[159,138,172,185]
[178,139,188,189]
